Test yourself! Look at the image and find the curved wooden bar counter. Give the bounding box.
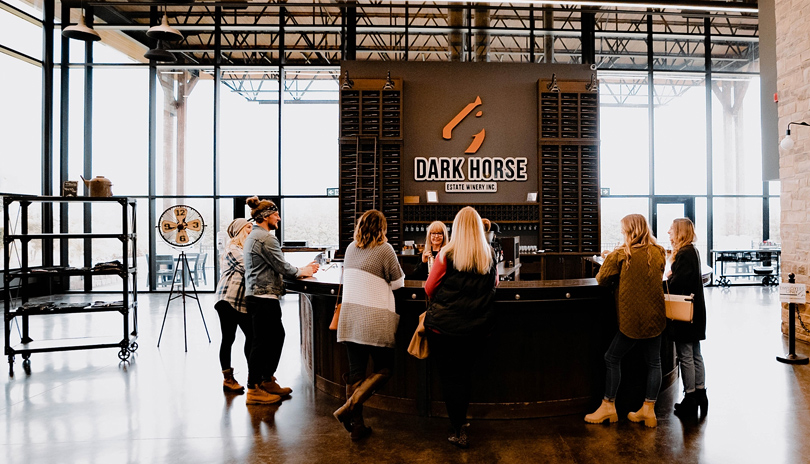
[287,265,676,419]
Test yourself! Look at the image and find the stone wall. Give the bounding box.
[776,0,810,342]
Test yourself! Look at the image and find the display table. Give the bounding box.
[711,249,780,287]
[287,265,676,419]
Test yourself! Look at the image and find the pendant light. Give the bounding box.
[144,41,177,63]
[62,12,101,42]
[147,13,184,42]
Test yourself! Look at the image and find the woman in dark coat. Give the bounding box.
[424,207,498,449]
[666,217,708,419]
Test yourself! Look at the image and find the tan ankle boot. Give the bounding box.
[627,401,657,427]
[260,376,292,397]
[584,399,618,424]
[246,386,282,405]
[222,368,245,393]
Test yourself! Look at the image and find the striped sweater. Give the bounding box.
[336,241,405,348]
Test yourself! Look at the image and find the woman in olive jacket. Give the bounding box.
[585,214,666,428]
[666,218,708,419]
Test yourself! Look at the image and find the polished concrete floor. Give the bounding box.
[2,286,809,464]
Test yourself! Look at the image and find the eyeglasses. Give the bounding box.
[430,232,444,236]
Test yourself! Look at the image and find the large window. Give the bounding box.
[653,72,707,195]
[219,70,280,196]
[599,73,649,196]
[280,69,339,196]
[155,68,214,198]
[0,53,41,195]
[92,67,149,196]
[711,75,762,195]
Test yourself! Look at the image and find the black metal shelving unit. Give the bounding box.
[2,195,138,376]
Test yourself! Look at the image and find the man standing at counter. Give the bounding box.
[243,196,319,405]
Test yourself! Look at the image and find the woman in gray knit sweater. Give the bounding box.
[333,209,405,440]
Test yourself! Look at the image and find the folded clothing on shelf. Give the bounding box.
[92,260,123,272]
[90,300,124,308]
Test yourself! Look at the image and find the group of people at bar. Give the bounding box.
[210,198,708,449]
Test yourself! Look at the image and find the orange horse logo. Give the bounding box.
[442,96,486,154]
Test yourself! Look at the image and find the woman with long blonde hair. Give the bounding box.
[424,206,498,448]
[585,214,666,427]
[666,218,708,419]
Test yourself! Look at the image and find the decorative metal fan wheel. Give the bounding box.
[158,205,205,247]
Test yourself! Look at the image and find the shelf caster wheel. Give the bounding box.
[22,358,31,374]
[129,342,138,352]
[22,353,30,361]
[118,349,131,361]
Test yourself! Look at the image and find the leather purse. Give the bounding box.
[329,270,343,331]
[664,279,694,322]
[407,312,429,359]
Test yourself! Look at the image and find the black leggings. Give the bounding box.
[345,342,394,384]
[214,301,253,371]
[427,331,481,432]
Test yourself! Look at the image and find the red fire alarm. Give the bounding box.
[774,92,779,103]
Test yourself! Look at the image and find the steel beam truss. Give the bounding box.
[72,1,758,103]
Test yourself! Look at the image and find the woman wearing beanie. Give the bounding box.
[243,196,319,405]
[214,218,253,393]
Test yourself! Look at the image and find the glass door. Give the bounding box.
[652,196,695,249]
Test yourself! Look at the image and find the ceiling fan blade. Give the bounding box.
[160,220,178,233]
[174,207,187,223]
[186,219,203,232]
[176,229,189,244]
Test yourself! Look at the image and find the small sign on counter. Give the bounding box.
[779,283,806,304]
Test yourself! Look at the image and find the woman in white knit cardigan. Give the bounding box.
[334,209,404,441]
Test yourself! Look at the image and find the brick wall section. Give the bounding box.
[777,0,810,342]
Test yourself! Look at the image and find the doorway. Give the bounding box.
[652,196,695,249]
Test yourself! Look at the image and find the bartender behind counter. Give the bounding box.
[413,221,448,280]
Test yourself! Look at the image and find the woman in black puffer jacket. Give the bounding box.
[424,206,498,449]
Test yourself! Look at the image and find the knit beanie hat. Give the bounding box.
[226,218,250,238]
[246,196,278,221]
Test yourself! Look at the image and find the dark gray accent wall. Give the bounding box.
[759,0,779,181]
[342,61,593,203]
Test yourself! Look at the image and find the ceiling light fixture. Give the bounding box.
[147,13,184,42]
[62,12,101,42]
[144,41,177,63]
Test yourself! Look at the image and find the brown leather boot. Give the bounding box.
[246,386,282,405]
[334,375,364,432]
[627,401,657,427]
[260,376,292,397]
[584,399,618,424]
[333,369,391,430]
[222,368,245,394]
[350,405,372,441]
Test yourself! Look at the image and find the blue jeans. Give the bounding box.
[675,341,705,393]
[604,331,662,402]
